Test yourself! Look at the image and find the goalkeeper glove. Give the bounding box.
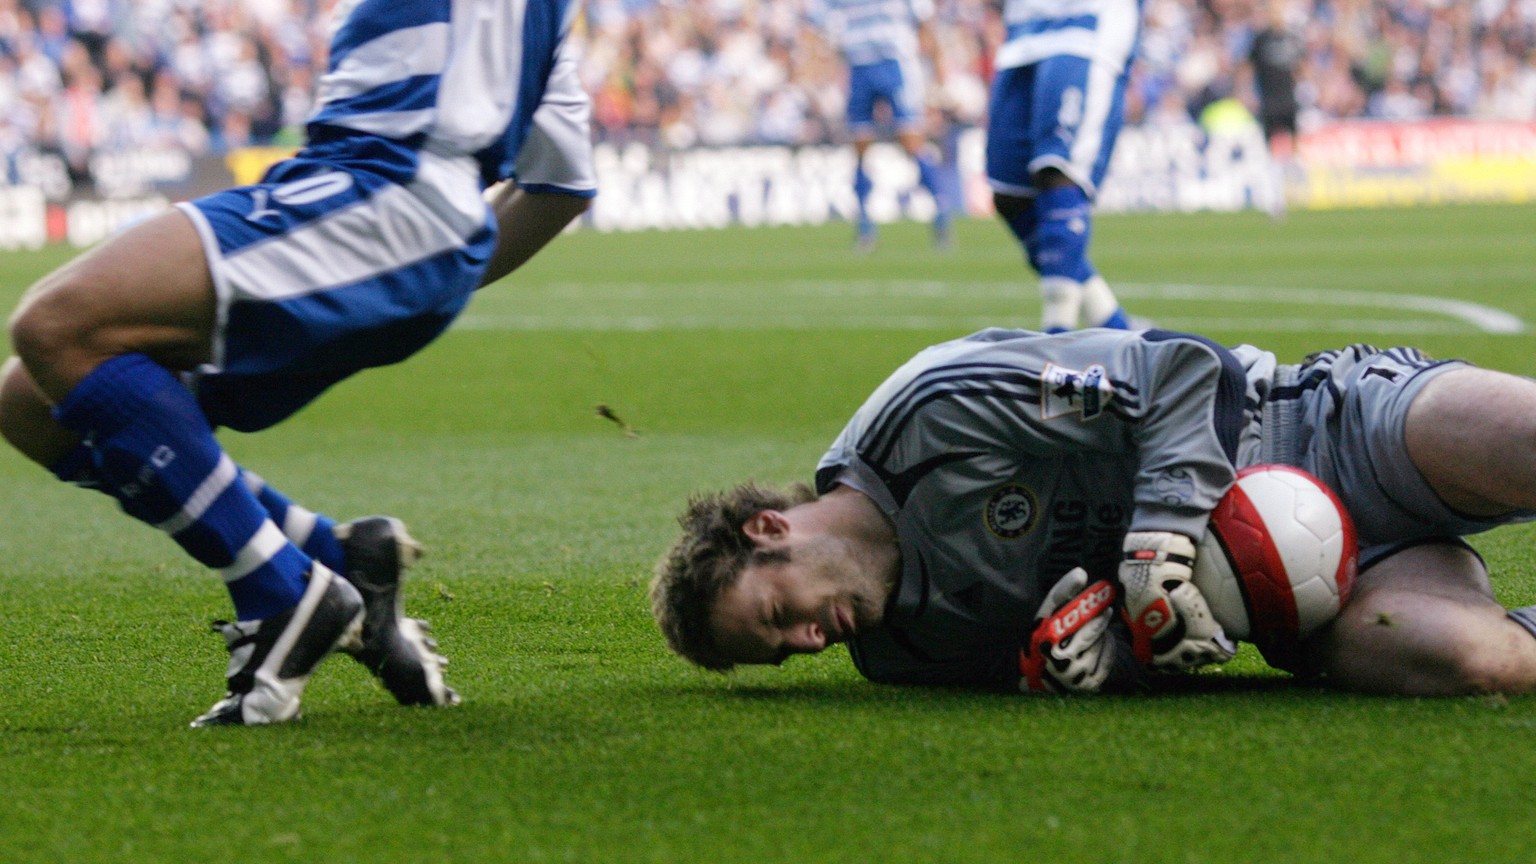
[1019,567,1118,694]
[1119,531,1236,671]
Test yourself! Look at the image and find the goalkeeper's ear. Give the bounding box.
[741,510,791,545]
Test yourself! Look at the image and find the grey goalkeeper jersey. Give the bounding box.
[816,328,1266,690]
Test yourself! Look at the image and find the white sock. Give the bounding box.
[1080,275,1121,325]
[1039,276,1082,331]
[1265,159,1287,218]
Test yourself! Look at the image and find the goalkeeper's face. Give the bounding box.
[708,533,888,667]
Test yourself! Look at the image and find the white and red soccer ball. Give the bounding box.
[1191,465,1358,653]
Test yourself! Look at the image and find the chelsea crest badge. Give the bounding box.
[985,484,1039,539]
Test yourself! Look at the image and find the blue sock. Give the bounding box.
[916,154,940,201]
[916,153,951,232]
[52,354,310,620]
[50,440,103,489]
[1097,308,1131,329]
[50,433,347,594]
[1027,185,1097,283]
[853,165,874,234]
[241,470,345,574]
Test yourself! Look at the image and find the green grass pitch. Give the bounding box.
[1,204,1535,862]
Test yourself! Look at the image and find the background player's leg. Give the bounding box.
[1080,275,1130,329]
[852,136,877,250]
[5,339,350,627]
[1028,50,1132,330]
[8,210,214,396]
[1262,126,1292,220]
[994,191,1081,332]
[53,354,317,620]
[1030,172,1128,330]
[898,128,948,248]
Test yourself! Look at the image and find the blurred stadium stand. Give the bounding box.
[1,0,1532,246]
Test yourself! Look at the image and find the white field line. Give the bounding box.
[1117,283,1526,334]
[454,281,1527,335]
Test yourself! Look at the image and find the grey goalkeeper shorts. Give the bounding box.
[1257,344,1536,562]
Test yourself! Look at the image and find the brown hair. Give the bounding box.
[650,481,816,671]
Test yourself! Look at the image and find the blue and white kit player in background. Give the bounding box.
[987,0,1139,331]
[809,0,952,250]
[0,0,596,726]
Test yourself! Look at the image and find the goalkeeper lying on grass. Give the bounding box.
[651,328,1536,695]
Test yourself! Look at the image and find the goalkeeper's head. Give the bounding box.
[652,480,899,672]
[651,481,817,671]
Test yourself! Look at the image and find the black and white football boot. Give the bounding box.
[191,563,364,727]
[334,516,460,707]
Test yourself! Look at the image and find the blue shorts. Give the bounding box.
[847,58,923,134]
[985,55,1129,198]
[178,154,496,432]
[1260,346,1536,558]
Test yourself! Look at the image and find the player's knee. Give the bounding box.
[1382,624,1536,696]
[9,283,79,370]
[8,275,106,397]
[1323,590,1536,696]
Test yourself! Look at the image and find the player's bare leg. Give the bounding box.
[1403,367,1536,516]
[1310,366,1536,695]
[8,209,215,404]
[1311,543,1536,695]
[0,357,76,469]
[2,209,213,468]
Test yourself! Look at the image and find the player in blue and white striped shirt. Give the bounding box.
[988,0,1141,331]
[809,0,951,250]
[0,0,596,726]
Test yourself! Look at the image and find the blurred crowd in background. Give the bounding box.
[1,0,1533,185]
[0,0,323,183]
